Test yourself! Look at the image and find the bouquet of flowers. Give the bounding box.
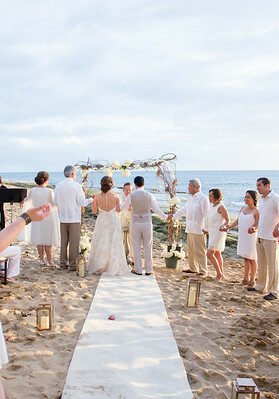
[79,233,91,255]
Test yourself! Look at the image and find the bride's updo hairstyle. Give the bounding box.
[35,171,49,186]
[101,176,113,193]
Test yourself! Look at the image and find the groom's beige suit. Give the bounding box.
[121,188,167,274]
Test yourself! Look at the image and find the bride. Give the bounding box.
[87,176,131,276]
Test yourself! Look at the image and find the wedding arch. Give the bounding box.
[75,153,183,255]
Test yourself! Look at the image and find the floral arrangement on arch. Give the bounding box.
[75,154,177,180]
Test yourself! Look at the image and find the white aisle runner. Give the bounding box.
[62,275,193,399]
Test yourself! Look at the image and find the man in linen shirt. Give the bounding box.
[119,182,133,264]
[173,178,210,275]
[54,165,93,271]
[121,176,167,275]
[248,177,279,300]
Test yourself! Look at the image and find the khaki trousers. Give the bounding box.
[187,233,207,274]
[60,223,81,269]
[122,229,132,259]
[130,221,152,274]
[256,238,279,295]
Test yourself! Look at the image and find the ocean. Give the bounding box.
[1,170,279,216]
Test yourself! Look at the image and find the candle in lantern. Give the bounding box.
[188,286,196,307]
[78,262,85,277]
[40,315,50,330]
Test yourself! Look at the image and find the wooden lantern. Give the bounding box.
[36,304,54,330]
[186,278,201,308]
[231,378,260,398]
[76,255,87,278]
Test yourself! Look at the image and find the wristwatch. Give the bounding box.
[20,212,32,225]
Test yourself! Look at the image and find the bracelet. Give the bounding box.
[20,212,32,225]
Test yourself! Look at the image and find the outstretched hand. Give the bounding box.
[26,204,51,222]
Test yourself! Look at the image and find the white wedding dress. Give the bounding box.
[87,203,131,276]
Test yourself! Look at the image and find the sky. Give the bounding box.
[1,0,279,172]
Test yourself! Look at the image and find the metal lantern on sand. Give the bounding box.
[36,304,54,331]
[186,278,201,308]
[231,378,260,398]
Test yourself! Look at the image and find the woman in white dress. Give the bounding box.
[20,171,60,267]
[87,176,130,276]
[221,191,258,286]
[203,189,229,281]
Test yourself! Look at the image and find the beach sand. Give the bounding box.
[1,203,279,398]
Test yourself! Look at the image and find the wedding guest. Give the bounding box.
[221,191,258,286]
[0,203,51,399]
[172,178,210,275]
[247,178,279,301]
[120,182,133,264]
[20,171,60,267]
[54,165,93,271]
[0,244,21,282]
[0,176,7,231]
[0,204,52,253]
[203,189,229,281]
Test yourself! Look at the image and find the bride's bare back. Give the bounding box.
[92,191,120,213]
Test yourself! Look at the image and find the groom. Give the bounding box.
[121,176,167,275]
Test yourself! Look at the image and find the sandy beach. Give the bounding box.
[0,202,279,399]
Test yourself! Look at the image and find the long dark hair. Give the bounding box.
[246,190,258,207]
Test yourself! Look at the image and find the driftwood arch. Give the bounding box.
[76,153,181,245]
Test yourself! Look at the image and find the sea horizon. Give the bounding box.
[1,170,278,217]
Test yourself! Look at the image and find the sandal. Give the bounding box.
[46,261,60,269]
[241,279,249,286]
[39,259,46,267]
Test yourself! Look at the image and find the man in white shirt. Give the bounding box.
[54,165,93,271]
[119,182,133,264]
[121,176,167,275]
[173,178,210,275]
[247,177,279,300]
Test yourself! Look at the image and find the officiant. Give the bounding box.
[120,182,133,264]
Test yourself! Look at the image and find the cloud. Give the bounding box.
[0,0,279,171]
